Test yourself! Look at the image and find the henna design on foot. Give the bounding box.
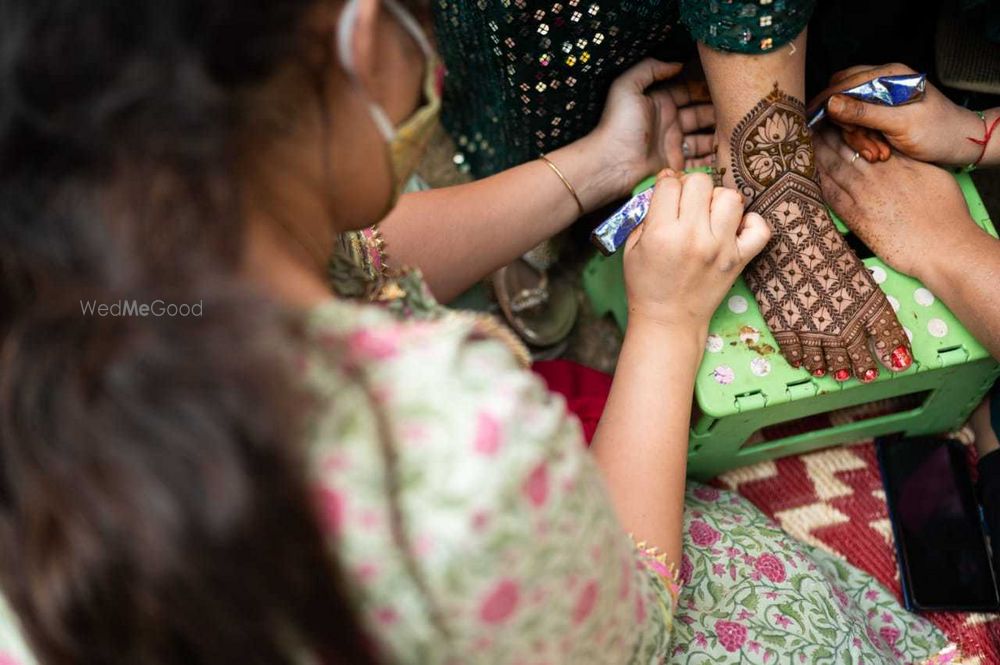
[730,85,912,378]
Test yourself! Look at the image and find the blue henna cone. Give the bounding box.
[807,73,926,129]
[590,188,653,255]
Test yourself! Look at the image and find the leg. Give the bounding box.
[699,30,912,379]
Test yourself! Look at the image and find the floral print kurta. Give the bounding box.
[0,288,959,665]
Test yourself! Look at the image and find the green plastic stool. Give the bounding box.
[583,172,1000,480]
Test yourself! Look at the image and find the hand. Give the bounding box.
[589,59,717,202]
[814,129,983,282]
[807,63,984,166]
[623,171,771,333]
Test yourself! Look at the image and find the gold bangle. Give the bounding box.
[540,154,585,216]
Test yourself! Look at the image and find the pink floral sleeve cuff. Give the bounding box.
[339,225,390,281]
[633,539,682,605]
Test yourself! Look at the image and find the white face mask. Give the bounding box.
[335,0,441,208]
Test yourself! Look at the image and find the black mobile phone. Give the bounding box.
[876,436,1000,612]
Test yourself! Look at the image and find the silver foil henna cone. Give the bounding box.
[807,73,926,129]
[590,188,653,255]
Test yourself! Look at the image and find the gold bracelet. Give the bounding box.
[540,154,585,216]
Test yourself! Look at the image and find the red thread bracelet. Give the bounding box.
[966,111,1000,170]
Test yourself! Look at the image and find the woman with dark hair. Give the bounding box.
[0,0,955,663]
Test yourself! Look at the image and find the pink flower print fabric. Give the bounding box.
[304,298,677,664]
[668,485,953,664]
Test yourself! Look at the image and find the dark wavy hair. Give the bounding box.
[0,1,377,664]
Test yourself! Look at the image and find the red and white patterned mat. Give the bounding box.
[714,433,1000,664]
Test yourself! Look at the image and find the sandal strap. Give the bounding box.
[509,272,550,312]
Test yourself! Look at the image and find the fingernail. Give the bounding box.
[812,369,826,378]
[790,360,801,368]
[861,368,879,383]
[828,96,843,113]
[834,368,850,382]
[861,150,873,161]
[889,346,912,371]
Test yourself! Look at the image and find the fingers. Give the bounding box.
[615,58,683,93]
[843,129,882,163]
[682,133,715,158]
[814,133,863,190]
[825,94,899,134]
[644,171,683,233]
[816,130,868,176]
[666,79,712,107]
[666,143,685,172]
[678,172,714,235]
[709,187,744,239]
[834,135,873,170]
[860,127,891,161]
[679,104,716,133]
[685,156,715,169]
[843,126,888,162]
[734,212,771,264]
[807,63,913,115]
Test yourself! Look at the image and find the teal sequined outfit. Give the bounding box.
[433,0,816,177]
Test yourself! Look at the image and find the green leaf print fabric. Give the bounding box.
[672,487,957,664]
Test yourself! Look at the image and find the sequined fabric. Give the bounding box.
[681,0,815,56]
[433,0,815,177]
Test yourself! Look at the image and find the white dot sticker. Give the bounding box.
[750,357,771,377]
[869,266,888,284]
[712,365,735,385]
[914,288,935,307]
[887,295,900,312]
[728,296,749,314]
[706,334,724,353]
[904,327,913,342]
[927,318,948,338]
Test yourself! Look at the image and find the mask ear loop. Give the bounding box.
[381,0,434,60]
[335,0,396,141]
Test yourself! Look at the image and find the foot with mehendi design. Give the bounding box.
[717,84,912,381]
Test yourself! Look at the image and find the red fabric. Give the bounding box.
[531,359,612,444]
[536,359,1000,660]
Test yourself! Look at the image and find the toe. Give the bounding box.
[824,345,852,382]
[867,308,912,372]
[801,342,827,378]
[847,336,879,383]
[775,332,804,370]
